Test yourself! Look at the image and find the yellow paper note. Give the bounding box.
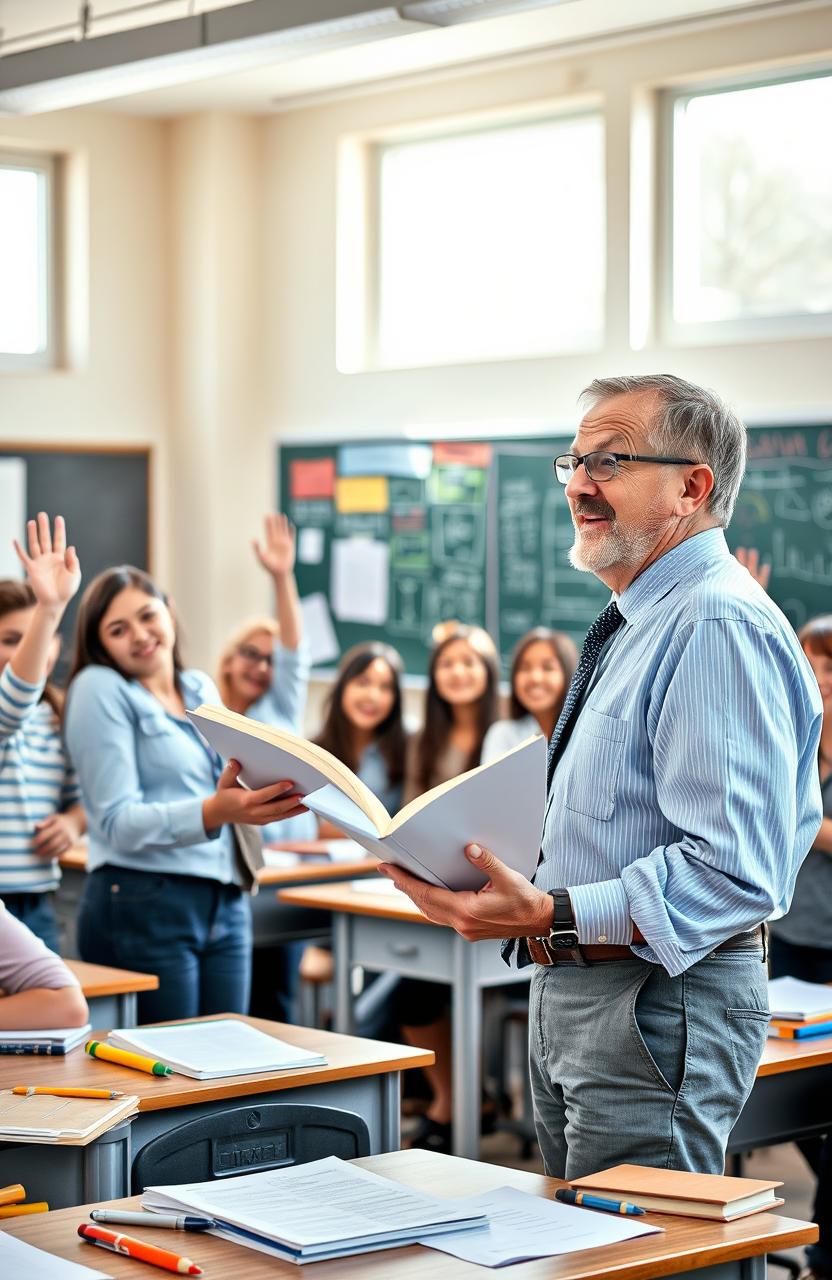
[335,476,389,514]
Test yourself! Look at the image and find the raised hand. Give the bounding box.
[252,513,296,579]
[14,514,81,610]
[735,546,771,591]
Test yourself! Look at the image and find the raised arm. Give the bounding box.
[253,513,302,652]
[0,907,89,1029]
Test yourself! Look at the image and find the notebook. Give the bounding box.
[767,976,832,1022]
[107,1019,326,1079]
[570,1165,784,1220]
[0,1024,91,1056]
[0,1091,138,1145]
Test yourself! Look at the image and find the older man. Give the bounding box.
[382,374,823,1179]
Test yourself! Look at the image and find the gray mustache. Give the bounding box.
[575,502,615,520]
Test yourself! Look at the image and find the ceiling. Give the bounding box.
[0,0,822,116]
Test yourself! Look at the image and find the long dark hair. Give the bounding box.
[508,627,578,721]
[67,566,184,687]
[415,624,499,795]
[315,643,405,786]
[0,579,64,715]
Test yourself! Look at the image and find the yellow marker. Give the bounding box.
[0,1202,48,1217]
[86,1040,173,1076]
[12,1086,123,1099]
[0,1184,25,1207]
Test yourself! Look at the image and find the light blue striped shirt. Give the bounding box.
[0,665,81,893]
[536,528,823,977]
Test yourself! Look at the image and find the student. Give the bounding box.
[315,641,407,819]
[399,623,500,1151]
[769,614,832,1280]
[0,901,88,1029]
[481,627,578,764]
[64,565,306,1024]
[0,514,86,952]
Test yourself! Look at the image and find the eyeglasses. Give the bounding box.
[553,450,698,485]
[237,644,273,668]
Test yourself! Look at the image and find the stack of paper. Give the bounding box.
[0,1025,91,1056]
[107,1020,326,1080]
[767,976,832,1039]
[143,1156,488,1263]
[0,1091,138,1145]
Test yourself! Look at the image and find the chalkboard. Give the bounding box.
[0,445,151,679]
[278,425,832,677]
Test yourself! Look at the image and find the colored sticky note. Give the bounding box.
[338,443,432,480]
[290,457,336,500]
[335,476,389,514]
[433,442,493,468]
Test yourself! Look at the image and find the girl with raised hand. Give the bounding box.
[481,627,578,765]
[0,514,86,952]
[65,565,306,1024]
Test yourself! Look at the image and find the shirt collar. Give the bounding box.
[615,527,729,623]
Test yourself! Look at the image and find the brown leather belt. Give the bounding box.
[527,926,765,967]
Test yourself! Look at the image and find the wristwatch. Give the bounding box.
[545,889,579,951]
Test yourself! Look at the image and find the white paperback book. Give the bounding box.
[0,1023,91,1049]
[768,976,832,1020]
[107,1019,326,1079]
[142,1155,488,1263]
[188,704,546,891]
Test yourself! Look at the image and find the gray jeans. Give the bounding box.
[528,950,769,1179]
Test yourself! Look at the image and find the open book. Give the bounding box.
[189,704,546,891]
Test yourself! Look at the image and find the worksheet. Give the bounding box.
[0,1232,111,1278]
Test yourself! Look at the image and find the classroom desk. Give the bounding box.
[3,1148,817,1280]
[65,959,159,1028]
[729,1034,832,1154]
[0,1014,433,1211]
[278,880,531,1161]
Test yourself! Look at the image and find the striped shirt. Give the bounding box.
[535,527,823,977]
[0,665,81,893]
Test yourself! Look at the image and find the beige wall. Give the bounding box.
[1,4,831,688]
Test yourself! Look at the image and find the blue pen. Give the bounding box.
[555,1189,646,1216]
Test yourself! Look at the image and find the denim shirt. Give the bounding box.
[65,665,237,882]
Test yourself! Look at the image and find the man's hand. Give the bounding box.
[378,844,553,941]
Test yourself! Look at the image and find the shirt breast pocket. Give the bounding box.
[136,713,176,767]
[563,707,627,821]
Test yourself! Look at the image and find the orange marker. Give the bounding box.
[78,1224,203,1275]
[0,1184,25,1206]
[0,1202,48,1217]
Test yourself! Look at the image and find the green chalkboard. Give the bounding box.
[278,425,832,676]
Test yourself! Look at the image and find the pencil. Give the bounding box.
[0,1184,25,1207]
[12,1086,124,1099]
[0,1202,48,1217]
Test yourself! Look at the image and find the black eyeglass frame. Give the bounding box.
[553,450,699,484]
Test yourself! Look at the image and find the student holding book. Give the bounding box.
[0,514,87,952]
[65,565,306,1023]
[0,900,88,1030]
[481,627,577,765]
[768,614,832,1280]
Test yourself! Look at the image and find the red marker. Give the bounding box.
[77,1223,203,1275]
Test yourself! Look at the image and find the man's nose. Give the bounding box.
[564,461,600,501]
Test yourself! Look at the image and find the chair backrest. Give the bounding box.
[131,1101,371,1193]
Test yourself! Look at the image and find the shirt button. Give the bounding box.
[597,934,607,943]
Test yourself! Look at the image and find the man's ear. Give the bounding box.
[676,464,714,517]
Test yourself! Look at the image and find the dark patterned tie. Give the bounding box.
[501,600,624,968]
[545,600,624,789]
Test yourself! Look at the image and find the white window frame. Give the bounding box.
[0,149,59,371]
[659,64,832,348]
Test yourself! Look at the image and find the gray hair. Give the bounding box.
[579,374,746,527]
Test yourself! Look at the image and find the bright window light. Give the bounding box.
[0,155,53,364]
[375,111,604,367]
[671,73,832,330]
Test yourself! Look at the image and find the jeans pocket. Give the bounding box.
[726,1007,770,1093]
[630,967,687,1096]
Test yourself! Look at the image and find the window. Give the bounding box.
[372,109,604,368]
[0,152,57,368]
[667,71,832,338]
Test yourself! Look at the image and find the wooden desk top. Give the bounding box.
[66,959,159,996]
[0,1014,433,1112]
[2,1148,817,1280]
[279,880,431,923]
[758,1033,832,1077]
[58,844,87,872]
[60,843,376,888]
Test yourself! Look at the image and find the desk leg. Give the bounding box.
[333,912,354,1035]
[380,1071,401,1152]
[117,992,137,1028]
[451,938,481,1160]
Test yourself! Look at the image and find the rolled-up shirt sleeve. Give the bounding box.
[0,904,80,991]
[568,619,823,976]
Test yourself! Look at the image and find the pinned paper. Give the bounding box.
[300,593,340,666]
[331,538,389,625]
[335,476,389,515]
[338,443,432,480]
[290,457,335,501]
[298,527,325,565]
[0,458,25,578]
[433,441,493,468]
